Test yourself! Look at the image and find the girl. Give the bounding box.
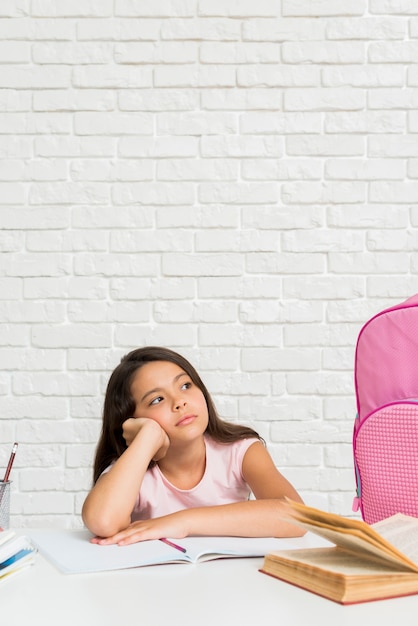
[82,346,304,545]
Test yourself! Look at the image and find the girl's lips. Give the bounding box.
[176,414,197,427]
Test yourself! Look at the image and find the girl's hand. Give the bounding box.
[90,513,187,546]
[122,417,170,461]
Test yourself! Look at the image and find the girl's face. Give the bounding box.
[130,360,209,441]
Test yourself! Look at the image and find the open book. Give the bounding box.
[29,529,294,575]
[260,499,418,605]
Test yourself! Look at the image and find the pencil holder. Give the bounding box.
[0,481,11,530]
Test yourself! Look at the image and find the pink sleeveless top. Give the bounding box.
[131,436,259,521]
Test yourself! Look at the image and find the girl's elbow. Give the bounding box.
[82,503,125,538]
[83,515,122,538]
[81,507,101,536]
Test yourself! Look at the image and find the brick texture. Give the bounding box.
[0,0,417,528]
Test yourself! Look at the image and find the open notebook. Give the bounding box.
[28,529,314,575]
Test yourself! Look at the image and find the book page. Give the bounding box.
[281,499,418,572]
[373,514,418,564]
[287,519,417,572]
[266,546,416,577]
[29,529,189,574]
[29,529,294,574]
[179,535,294,562]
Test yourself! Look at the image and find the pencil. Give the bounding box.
[3,442,18,482]
[159,538,187,554]
[0,442,18,521]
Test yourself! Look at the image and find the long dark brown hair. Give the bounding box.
[93,346,262,483]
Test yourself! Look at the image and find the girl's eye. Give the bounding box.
[150,396,163,406]
[181,382,192,390]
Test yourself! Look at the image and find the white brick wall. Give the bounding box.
[1,0,417,528]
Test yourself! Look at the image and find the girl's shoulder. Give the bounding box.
[204,436,262,482]
[204,435,260,461]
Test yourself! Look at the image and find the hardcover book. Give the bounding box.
[261,499,418,605]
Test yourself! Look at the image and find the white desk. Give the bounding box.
[3,532,418,626]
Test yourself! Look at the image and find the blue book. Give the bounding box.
[0,533,36,582]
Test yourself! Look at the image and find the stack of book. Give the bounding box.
[0,529,36,583]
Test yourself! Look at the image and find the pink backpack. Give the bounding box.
[352,294,418,524]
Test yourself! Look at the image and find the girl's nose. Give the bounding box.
[175,399,186,410]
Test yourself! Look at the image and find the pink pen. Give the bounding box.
[159,538,187,554]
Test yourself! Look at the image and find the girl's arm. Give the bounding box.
[93,441,305,545]
[82,419,169,537]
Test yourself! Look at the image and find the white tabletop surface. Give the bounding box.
[3,530,418,626]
